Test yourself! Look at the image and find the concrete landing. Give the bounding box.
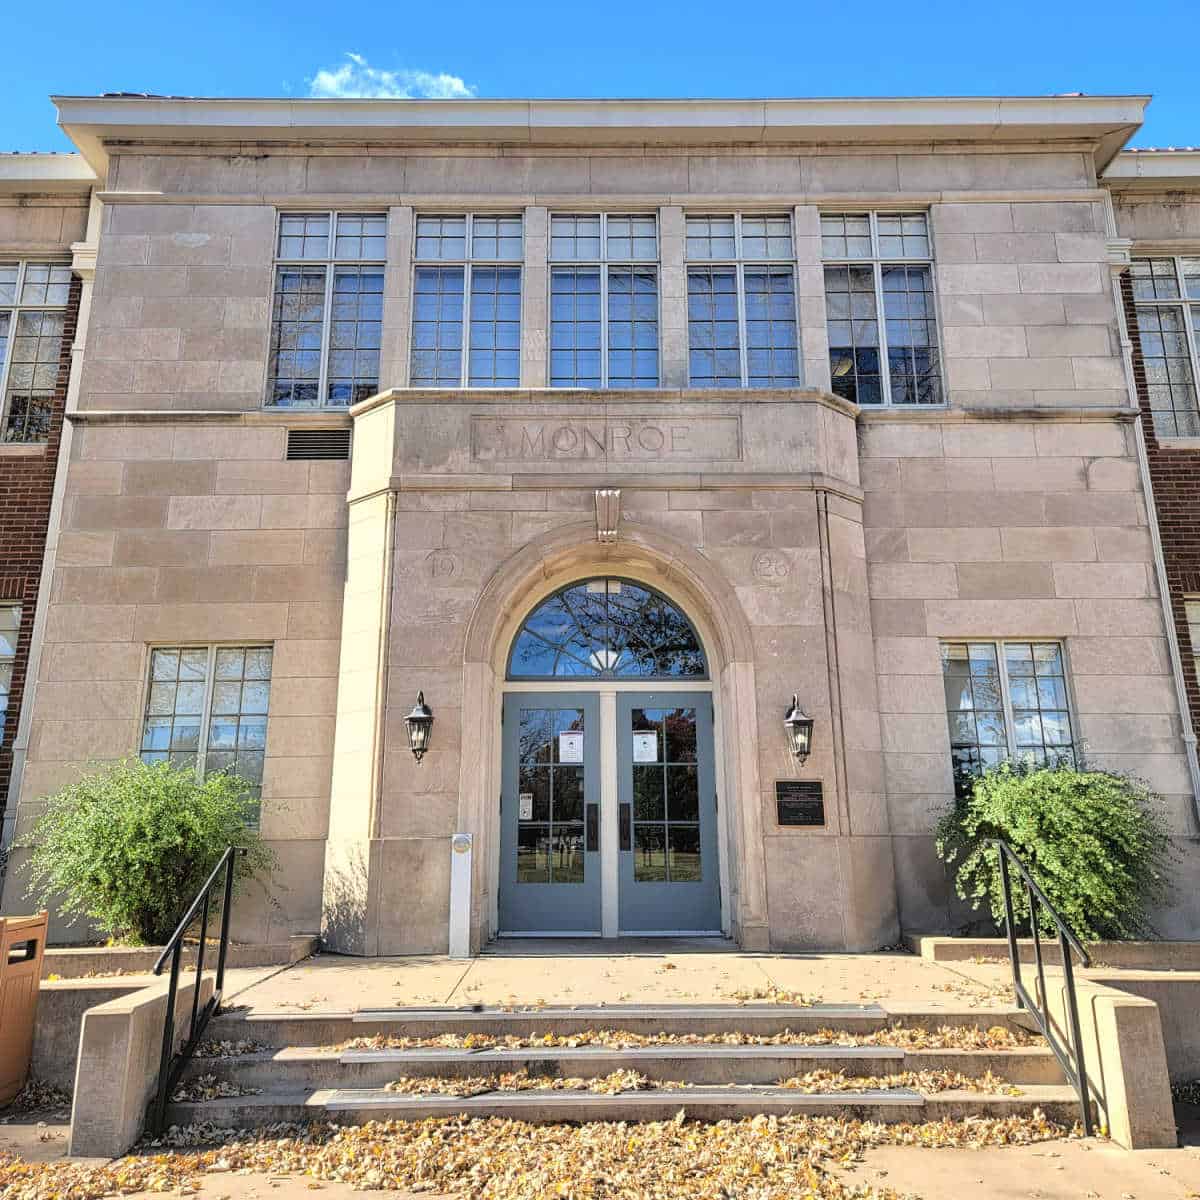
[218,944,1018,1014]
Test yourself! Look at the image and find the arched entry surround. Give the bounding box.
[457,520,769,951]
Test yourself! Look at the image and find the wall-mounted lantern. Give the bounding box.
[783,694,814,763]
[404,691,434,761]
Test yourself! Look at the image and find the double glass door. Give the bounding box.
[499,690,720,936]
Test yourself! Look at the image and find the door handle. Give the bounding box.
[619,803,631,852]
[586,803,599,852]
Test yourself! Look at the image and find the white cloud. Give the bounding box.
[308,52,475,100]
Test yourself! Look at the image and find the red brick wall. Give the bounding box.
[1120,269,1200,735]
[0,275,81,815]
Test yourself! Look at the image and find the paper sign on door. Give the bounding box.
[632,731,658,763]
[558,731,584,763]
[518,792,534,820]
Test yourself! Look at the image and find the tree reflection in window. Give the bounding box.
[508,578,707,679]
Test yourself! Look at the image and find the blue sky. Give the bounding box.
[5,0,1199,153]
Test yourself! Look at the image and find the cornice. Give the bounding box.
[353,386,860,421]
[54,93,1149,175]
[67,408,352,426]
[857,405,1139,424]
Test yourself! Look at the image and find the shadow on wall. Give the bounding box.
[321,845,371,955]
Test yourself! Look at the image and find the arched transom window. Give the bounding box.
[508,578,708,680]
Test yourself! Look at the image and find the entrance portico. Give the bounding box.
[321,385,899,957]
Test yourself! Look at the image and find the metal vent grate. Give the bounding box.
[286,428,351,461]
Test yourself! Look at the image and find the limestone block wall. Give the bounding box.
[81,202,277,413]
[862,411,1197,935]
[1,418,347,942]
[930,198,1124,409]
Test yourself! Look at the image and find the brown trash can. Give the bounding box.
[0,911,48,1104]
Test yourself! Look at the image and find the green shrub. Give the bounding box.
[935,761,1172,942]
[22,759,274,945]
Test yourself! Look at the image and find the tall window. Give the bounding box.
[550,214,659,388]
[941,641,1076,796]
[685,214,799,387]
[0,605,19,746]
[411,214,522,387]
[267,212,386,408]
[0,262,71,443]
[140,645,273,820]
[822,213,942,406]
[1129,257,1200,438]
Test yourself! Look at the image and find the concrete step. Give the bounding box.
[165,1083,1086,1130]
[182,1043,1066,1089]
[207,1002,1028,1047]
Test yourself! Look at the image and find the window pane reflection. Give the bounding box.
[509,578,707,679]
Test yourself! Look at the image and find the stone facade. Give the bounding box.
[2,96,1199,950]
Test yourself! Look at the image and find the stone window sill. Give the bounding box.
[0,442,47,457]
[1157,436,1200,450]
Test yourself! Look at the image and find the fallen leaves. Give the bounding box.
[171,1075,264,1103]
[724,985,823,1006]
[338,1023,1040,1053]
[194,1039,270,1059]
[0,1079,73,1121]
[383,1068,672,1097]
[778,1069,1021,1096]
[375,1067,1021,1099]
[0,1110,1079,1200]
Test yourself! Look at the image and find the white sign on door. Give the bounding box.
[518,792,534,820]
[632,731,658,763]
[558,731,584,763]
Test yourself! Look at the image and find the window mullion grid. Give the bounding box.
[599,214,610,389]
[0,310,15,432]
[1176,257,1200,420]
[0,262,27,431]
[866,212,893,407]
[461,215,474,388]
[196,645,219,782]
[461,260,473,388]
[995,642,1019,760]
[314,211,336,409]
[873,260,892,406]
[735,262,750,387]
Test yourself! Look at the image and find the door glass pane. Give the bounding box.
[553,825,585,882]
[667,765,699,821]
[518,825,550,882]
[633,823,666,881]
[668,825,702,881]
[631,706,701,883]
[516,707,586,884]
[633,765,664,820]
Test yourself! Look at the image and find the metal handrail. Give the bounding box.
[992,839,1093,1136]
[148,845,244,1135]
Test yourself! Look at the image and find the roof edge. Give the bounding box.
[52,94,1150,175]
[1106,148,1200,187]
[0,152,96,194]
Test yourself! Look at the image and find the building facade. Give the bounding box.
[1,94,1199,953]
[0,155,95,845]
